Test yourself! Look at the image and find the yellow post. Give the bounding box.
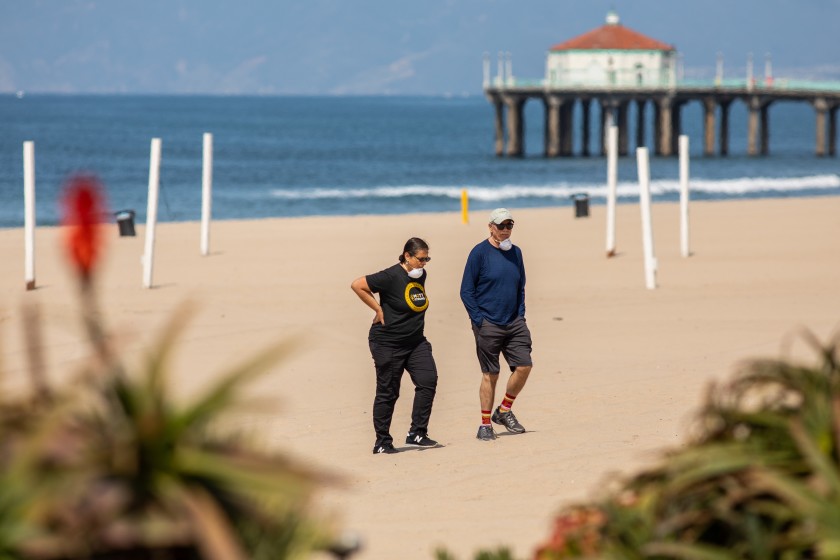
[461,189,469,224]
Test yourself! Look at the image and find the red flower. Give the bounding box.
[62,175,108,282]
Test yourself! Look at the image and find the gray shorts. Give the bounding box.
[470,316,533,374]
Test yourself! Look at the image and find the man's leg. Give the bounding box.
[477,372,499,440]
[480,372,499,412]
[505,365,531,398]
[494,317,533,432]
[500,317,533,400]
[492,367,530,434]
[472,321,503,440]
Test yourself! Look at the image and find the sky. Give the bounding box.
[2,0,839,95]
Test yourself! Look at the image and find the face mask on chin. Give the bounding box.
[499,239,513,251]
[407,267,424,279]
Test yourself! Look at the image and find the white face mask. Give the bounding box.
[407,267,424,279]
[499,239,513,251]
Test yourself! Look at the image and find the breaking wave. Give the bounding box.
[269,174,840,202]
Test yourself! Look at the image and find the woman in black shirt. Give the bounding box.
[351,237,439,454]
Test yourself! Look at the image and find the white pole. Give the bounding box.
[23,141,36,291]
[200,132,213,256]
[482,52,490,88]
[606,125,618,257]
[605,107,614,129]
[603,106,614,150]
[505,51,513,86]
[497,51,504,87]
[679,135,691,258]
[143,138,161,289]
[636,147,657,290]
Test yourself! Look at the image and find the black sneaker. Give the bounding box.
[405,432,438,447]
[476,424,497,441]
[372,443,399,455]
[492,407,526,433]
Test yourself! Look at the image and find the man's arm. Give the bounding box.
[518,250,526,318]
[460,251,483,325]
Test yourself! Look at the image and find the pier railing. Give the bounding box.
[490,77,840,93]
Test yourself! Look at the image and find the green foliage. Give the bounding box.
[530,330,840,559]
[435,546,521,560]
[474,548,519,560]
[0,302,333,560]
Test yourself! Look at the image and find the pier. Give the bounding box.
[485,80,840,158]
[485,10,840,159]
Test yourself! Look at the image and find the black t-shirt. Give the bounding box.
[366,263,429,346]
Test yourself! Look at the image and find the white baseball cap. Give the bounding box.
[489,208,514,224]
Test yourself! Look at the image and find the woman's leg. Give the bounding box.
[405,340,438,436]
[370,341,406,446]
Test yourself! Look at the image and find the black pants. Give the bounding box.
[369,339,438,447]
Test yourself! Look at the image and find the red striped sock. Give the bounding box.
[481,409,492,425]
[499,393,516,413]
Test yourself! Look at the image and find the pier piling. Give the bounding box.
[484,83,839,158]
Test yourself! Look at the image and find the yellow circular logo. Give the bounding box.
[404,281,428,312]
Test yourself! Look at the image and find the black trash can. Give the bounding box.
[572,193,590,218]
[115,210,136,237]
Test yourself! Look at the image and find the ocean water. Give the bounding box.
[0,94,838,229]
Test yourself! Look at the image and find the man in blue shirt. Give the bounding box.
[460,208,533,441]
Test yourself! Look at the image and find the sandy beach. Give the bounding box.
[1,196,839,559]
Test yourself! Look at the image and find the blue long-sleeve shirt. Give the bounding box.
[460,240,526,326]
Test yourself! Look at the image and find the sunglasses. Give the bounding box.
[493,222,514,230]
[413,256,432,262]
